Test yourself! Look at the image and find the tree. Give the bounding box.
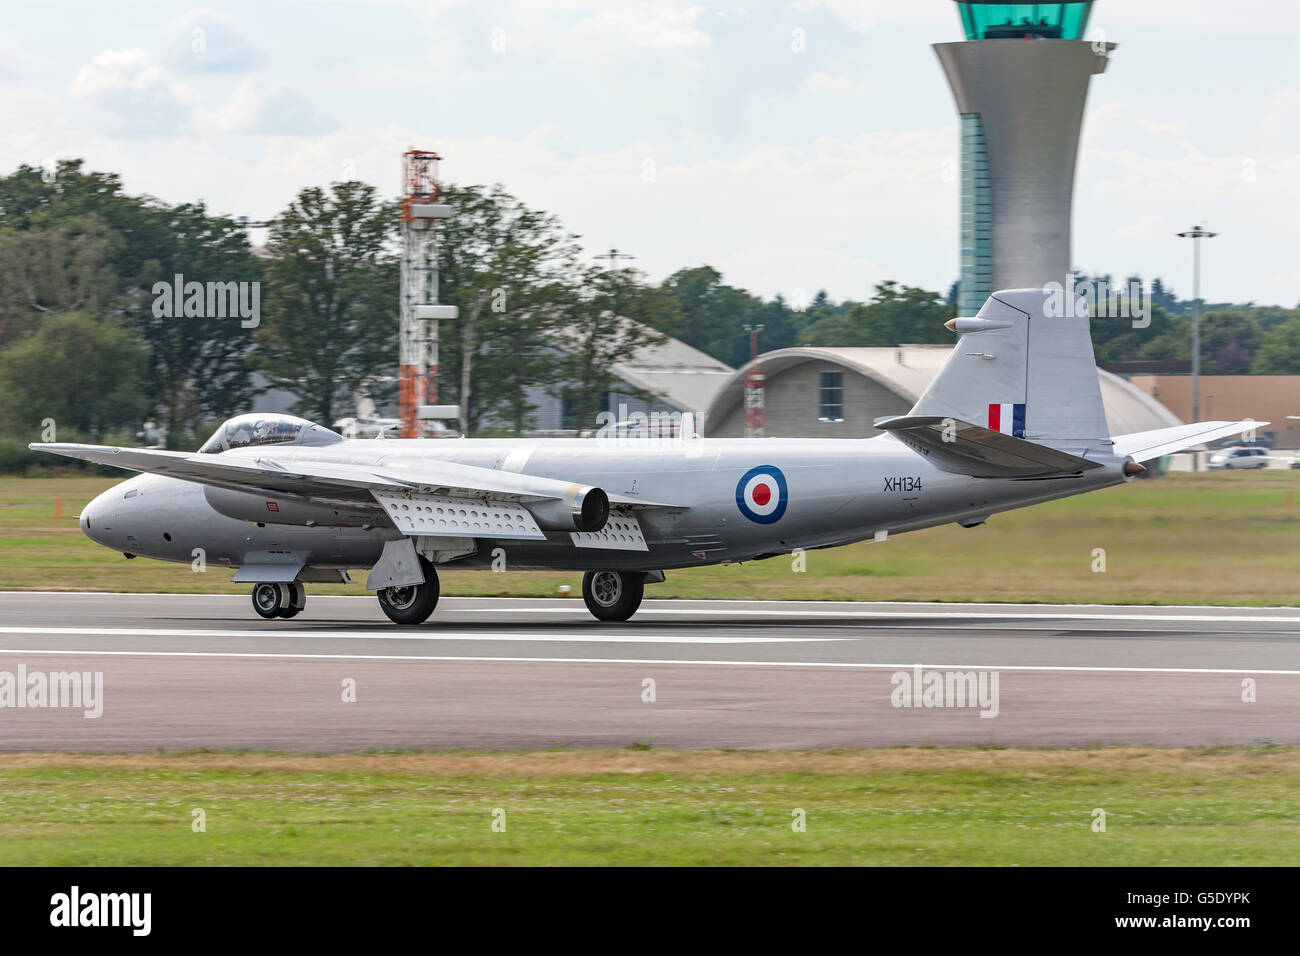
[1250,305,1299,334]
[1150,277,1181,314]
[435,184,580,434]
[0,160,262,444]
[250,181,398,424]
[0,215,120,344]
[658,266,771,365]
[1199,310,1262,375]
[0,312,149,438]
[131,201,264,443]
[1252,316,1300,374]
[803,282,949,347]
[554,264,670,430]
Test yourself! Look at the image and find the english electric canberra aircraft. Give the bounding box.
[36,290,1261,625]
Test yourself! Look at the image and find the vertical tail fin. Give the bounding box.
[909,288,1110,452]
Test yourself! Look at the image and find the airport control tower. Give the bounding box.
[935,2,1114,315]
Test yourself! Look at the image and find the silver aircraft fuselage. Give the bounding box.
[81,435,1128,574]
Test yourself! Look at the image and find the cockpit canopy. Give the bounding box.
[198,414,343,454]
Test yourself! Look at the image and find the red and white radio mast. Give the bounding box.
[399,148,458,437]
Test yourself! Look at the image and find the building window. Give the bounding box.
[818,371,844,422]
[959,112,992,316]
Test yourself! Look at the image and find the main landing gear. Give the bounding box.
[251,581,306,619]
[582,570,645,622]
[377,556,440,625]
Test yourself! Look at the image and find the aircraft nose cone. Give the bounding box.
[81,487,119,547]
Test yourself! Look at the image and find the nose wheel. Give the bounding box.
[377,557,440,625]
[582,570,645,622]
[251,582,306,619]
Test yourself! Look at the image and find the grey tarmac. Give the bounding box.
[0,592,1296,751]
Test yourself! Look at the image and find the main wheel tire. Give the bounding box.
[582,570,645,622]
[378,558,440,625]
[251,582,289,619]
[277,582,306,619]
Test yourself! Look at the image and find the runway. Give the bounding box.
[0,592,1297,751]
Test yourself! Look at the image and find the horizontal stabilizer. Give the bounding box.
[1110,421,1268,462]
[875,415,1103,479]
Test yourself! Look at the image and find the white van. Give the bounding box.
[1208,446,1270,470]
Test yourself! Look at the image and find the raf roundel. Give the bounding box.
[735,465,789,524]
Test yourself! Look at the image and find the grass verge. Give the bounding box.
[0,747,1297,865]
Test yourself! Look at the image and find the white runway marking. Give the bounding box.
[455,607,1300,624]
[0,626,841,645]
[0,646,1297,676]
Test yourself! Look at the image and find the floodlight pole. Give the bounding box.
[1177,225,1218,470]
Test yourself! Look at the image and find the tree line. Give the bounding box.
[1,159,1297,462]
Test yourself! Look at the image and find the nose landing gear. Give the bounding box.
[251,581,307,619]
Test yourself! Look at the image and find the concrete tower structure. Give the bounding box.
[934,2,1114,315]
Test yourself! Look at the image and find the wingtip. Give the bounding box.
[29,442,79,452]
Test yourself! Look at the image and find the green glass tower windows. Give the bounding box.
[959,113,992,316]
[954,2,1093,40]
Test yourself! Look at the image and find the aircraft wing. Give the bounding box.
[873,415,1103,479]
[29,442,685,510]
[30,443,404,503]
[1109,421,1268,462]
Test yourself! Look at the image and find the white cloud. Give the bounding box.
[414,125,955,302]
[4,2,1297,307]
[0,35,43,83]
[1097,1,1300,33]
[161,8,263,73]
[807,0,948,35]
[69,50,195,137]
[211,78,337,137]
[417,0,714,74]
[1257,88,1300,152]
[804,72,868,96]
[566,3,713,52]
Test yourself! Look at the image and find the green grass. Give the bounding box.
[1,749,1296,865]
[2,471,1298,604]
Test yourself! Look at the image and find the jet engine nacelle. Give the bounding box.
[523,486,609,533]
[203,486,377,528]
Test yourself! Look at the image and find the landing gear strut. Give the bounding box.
[251,582,306,619]
[582,570,645,622]
[378,556,440,625]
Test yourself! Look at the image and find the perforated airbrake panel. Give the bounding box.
[372,491,546,539]
[570,509,648,551]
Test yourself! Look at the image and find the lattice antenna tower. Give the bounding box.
[399,149,459,437]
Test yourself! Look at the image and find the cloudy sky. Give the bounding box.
[3,1,1298,306]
